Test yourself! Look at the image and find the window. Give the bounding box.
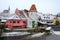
[13,21,15,23]
[57,13,60,17]
[31,13,32,15]
[23,21,26,23]
[18,21,20,23]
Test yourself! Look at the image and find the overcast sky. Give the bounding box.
[0,0,60,14]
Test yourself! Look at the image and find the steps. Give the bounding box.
[1,32,31,37]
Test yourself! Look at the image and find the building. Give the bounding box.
[6,19,27,29]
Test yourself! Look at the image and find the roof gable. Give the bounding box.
[29,4,37,12]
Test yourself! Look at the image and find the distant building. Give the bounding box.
[2,6,10,13]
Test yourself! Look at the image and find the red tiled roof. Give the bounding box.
[15,8,20,14]
[15,9,26,18]
[23,9,29,17]
[29,4,37,12]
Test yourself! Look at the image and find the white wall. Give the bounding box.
[29,12,39,21]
